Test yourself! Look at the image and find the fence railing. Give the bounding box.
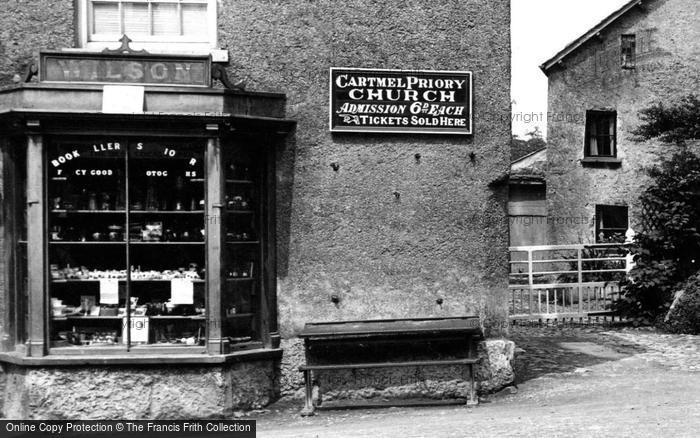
[509,243,630,321]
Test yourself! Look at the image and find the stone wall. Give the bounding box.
[545,0,700,244]
[279,338,515,401]
[1,360,277,419]
[0,0,75,84]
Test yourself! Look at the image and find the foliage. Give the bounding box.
[617,95,700,324]
[662,272,700,334]
[631,94,700,144]
[511,127,546,161]
[556,243,626,285]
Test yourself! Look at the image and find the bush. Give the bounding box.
[616,149,700,324]
[663,273,700,334]
[616,95,700,325]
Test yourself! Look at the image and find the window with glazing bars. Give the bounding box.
[621,34,636,69]
[89,0,210,41]
[585,110,617,157]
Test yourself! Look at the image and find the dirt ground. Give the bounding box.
[252,325,700,438]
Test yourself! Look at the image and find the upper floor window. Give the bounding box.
[585,110,617,157]
[621,34,636,69]
[80,0,217,50]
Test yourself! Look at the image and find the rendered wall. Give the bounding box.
[219,0,511,336]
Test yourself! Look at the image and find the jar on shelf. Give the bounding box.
[88,192,98,211]
[100,193,111,211]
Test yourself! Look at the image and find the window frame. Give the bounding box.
[584,110,618,158]
[77,0,218,52]
[0,128,277,359]
[595,204,629,243]
[621,34,636,69]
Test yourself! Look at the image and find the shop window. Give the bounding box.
[621,34,636,69]
[595,205,628,243]
[81,0,216,48]
[44,137,268,352]
[584,110,617,158]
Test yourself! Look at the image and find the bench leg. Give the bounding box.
[466,364,478,408]
[300,370,316,416]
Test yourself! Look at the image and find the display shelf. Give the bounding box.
[52,315,206,321]
[51,315,122,321]
[226,179,254,184]
[51,210,126,214]
[226,240,260,245]
[226,210,255,214]
[149,316,206,320]
[130,210,205,215]
[129,241,205,245]
[49,241,126,245]
[225,277,256,282]
[51,279,205,283]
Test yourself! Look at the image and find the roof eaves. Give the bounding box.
[540,0,645,75]
[510,147,547,166]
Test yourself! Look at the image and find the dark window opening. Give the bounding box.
[585,110,617,157]
[621,34,636,69]
[596,205,628,243]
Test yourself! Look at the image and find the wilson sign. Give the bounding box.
[40,52,211,87]
[329,68,472,134]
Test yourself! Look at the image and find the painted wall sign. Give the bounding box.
[40,52,211,87]
[329,68,472,134]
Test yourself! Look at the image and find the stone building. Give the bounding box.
[541,0,700,244]
[508,148,547,247]
[0,0,512,418]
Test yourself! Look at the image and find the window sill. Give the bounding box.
[0,347,282,366]
[581,157,622,167]
[67,45,230,62]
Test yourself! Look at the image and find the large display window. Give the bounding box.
[48,138,209,350]
[1,125,279,357]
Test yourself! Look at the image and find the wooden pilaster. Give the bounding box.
[206,135,228,354]
[26,133,46,357]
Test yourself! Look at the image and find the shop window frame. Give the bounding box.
[0,118,280,361]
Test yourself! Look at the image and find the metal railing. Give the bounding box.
[509,243,630,321]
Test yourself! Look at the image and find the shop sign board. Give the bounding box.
[329,68,472,134]
[40,51,211,87]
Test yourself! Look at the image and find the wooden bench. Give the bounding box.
[298,316,483,415]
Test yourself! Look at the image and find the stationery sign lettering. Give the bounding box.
[329,68,472,135]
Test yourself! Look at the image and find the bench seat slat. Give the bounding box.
[300,358,478,371]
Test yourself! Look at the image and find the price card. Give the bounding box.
[171,279,194,305]
[123,316,149,344]
[99,279,119,304]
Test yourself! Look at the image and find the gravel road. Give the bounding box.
[255,326,700,438]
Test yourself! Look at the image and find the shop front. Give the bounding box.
[0,47,294,418]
